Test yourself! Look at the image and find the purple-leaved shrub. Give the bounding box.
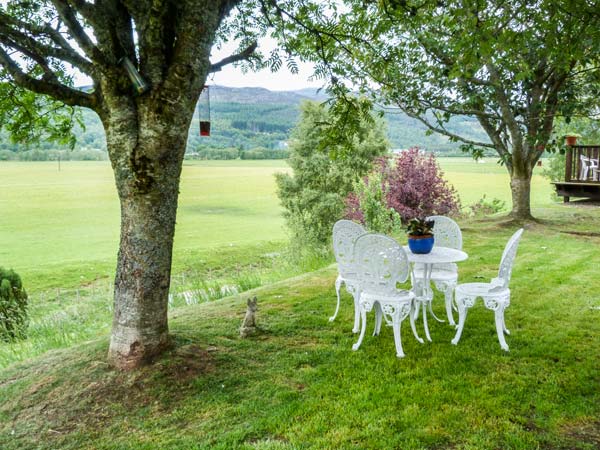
[346,148,461,224]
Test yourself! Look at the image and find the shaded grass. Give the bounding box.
[0,240,331,368]
[1,212,599,449]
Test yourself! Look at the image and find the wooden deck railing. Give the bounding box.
[565,145,600,182]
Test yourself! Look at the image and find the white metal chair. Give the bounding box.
[579,155,598,180]
[592,160,600,181]
[412,215,463,325]
[352,233,418,358]
[452,228,524,351]
[331,220,366,333]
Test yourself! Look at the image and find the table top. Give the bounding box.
[402,245,468,264]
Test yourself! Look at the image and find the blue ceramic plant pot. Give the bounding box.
[407,235,434,254]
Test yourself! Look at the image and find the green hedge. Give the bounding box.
[0,267,28,341]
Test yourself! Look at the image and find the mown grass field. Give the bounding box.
[0,158,551,291]
[0,160,292,291]
[1,210,599,449]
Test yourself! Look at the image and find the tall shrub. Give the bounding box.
[276,101,389,246]
[0,267,28,341]
[346,148,461,223]
[346,170,402,233]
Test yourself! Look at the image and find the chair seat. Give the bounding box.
[456,282,509,298]
[361,289,414,304]
[413,267,457,281]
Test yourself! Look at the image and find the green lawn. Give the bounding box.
[1,209,599,449]
[0,158,598,448]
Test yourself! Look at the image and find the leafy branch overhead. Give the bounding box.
[269,0,600,220]
[0,1,273,146]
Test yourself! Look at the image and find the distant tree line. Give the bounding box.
[231,120,290,133]
[0,148,107,161]
[186,146,290,160]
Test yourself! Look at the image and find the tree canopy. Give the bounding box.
[266,0,600,219]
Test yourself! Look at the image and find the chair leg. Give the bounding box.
[410,301,424,344]
[373,302,383,336]
[444,286,456,326]
[494,306,509,351]
[330,276,343,322]
[502,312,510,335]
[352,290,361,334]
[392,313,405,358]
[352,308,368,351]
[422,301,432,342]
[451,295,471,346]
[428,300,445,323]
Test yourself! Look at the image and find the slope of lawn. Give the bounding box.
[1,208,599,449]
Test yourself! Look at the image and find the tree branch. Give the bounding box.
[0,11,95,75]
[399,105,496,149]
[486,62,524,154]
[0,47,95,109]
[209,40,258,73]
[50,0,109,67]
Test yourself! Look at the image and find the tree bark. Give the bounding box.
[104,101,191,369]
[509,164,534,221]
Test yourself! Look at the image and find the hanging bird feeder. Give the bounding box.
[198,86,211,136]
[118,57,150,95]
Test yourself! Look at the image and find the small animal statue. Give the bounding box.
[239,296,258,338]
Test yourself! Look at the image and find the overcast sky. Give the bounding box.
[208,38,323,91]
[208,59,322,91]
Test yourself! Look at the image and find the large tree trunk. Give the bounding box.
[508,161,534,221]
[104,103,191,369]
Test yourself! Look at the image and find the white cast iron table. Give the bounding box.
[403,246,468,343]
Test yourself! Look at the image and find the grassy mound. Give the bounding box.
[1,210,600,449]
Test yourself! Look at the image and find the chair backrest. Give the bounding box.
[495,228,524,289]
[332,220,366,279]
[354,233,410,297]
[426,215,462,250]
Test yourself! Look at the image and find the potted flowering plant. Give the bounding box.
[406,218,435,254]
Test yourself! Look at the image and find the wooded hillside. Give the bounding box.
[0,86,488,157]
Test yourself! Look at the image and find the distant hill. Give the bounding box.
[209,85,311,104]
[188,85,488,154]
[0,85,489,155]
